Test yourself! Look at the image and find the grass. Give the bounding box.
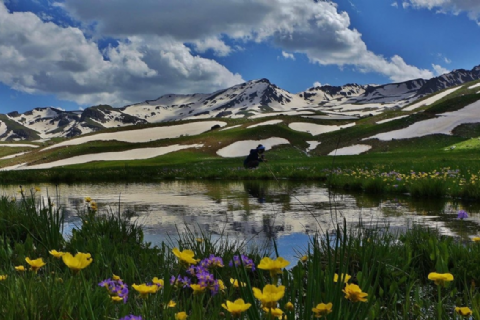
[2,192,480,319]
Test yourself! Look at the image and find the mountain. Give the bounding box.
[1,65,480,141]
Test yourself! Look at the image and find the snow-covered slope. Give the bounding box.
[1,65,480,141]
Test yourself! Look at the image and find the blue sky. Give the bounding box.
[1,0,479,113]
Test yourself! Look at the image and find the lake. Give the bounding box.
[3,180,480,262]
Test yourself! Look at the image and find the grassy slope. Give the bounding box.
[1,83,480,183]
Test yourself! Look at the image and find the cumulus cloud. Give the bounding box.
[60,0,434,83]
[282,51,295,60]
[0,0,438,108]
[313,81,322,87]
[404,0,480,24]
[0,2,243,106]
[432,64,450,76]
[391,2,399,8]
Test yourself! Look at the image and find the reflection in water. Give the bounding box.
[1,181,480,261]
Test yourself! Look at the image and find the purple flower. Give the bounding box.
[457,210,469,219]
[170,275,191,288]
[98,278,129,303]
[229,255,256,271]
[119,315,142,320]
[200,254,224,269]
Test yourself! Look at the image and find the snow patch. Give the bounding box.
[0,152,29,160]
[366,100,480,141]
[216,138,290,158]
[328,144,371,156]
[306,141,320,151]
[288,122,355,136]
[3,144,203,170]
[403,87,462,111]
[44,121,225,151]
[220,125,242,131]
[0,143,38,148]
[247,120,283,128]
[468,83,480,89]
[376,115,409,124]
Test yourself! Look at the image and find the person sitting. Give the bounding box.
[244,144,267,169]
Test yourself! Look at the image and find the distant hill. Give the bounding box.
[1,65,479,142]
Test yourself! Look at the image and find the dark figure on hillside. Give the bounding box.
[244,144,267,169]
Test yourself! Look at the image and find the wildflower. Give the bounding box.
[99,278,129,303]
[472,237,480,242]
[253,284,285,308]
[428,272,454,286]
[111,296,123,302]
[229,255,256,271]
[119,315,142,320]
[312,302,333,318]
[222,298,252,317]
[343,283,368,302]
[300,255,308,262]
[170,275,191,288]
[62,252,93,273]
[285,302,294,311]
[457,210,468,219]
[112,274,121,281]
[0,275,7,281]
[200,254,224,268]
[258,257,290,277]
[49,250,65,258]
[190,283,207,294]
[175,311,188,320]
[167,300,177,308]
[90,201,98,211]
[132,283,159,298]
[15,265,25,272]
[25,257,46,273]
[196,238,203,243]
[262,307,284,318]
[334,273,351,283]
[172,248,199,265]
[230,278,246,288]
[217,279,226,292]
[455,307,472,317]
[85,196,92,202]
[152,277,164,288]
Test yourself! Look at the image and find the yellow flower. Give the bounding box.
[230,278,246,288]
[25,257,46,273]
[90,201,98,211]
[15,265,25,272]
[85,196,92,202]
[258,257,290,277]
[111,296,123,302]
[218,279,226,292]
[455,307,472,317]
[190,284,206,294]
[285,302,294,311]
[175,311,188,320]
[49,250,65,258]
[312,302,333,318]
[334,273,351,283]
[343,283,368,302]
[472,237,480,242]
[172,248,199,265]
[167,300,177,308]
[253,284,285,308]
[222,298,252,317]
[34,186,41,192]
[196,238,203,243]
[0,275,7,281]
[132,283,159,298]
[152,277,164,288]
[262,307,284,319]
[112,274,121,281]
[428,272,454,286]
[61,252,93,272]
[300,255,308,262]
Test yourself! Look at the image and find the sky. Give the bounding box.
[1,0,480,114]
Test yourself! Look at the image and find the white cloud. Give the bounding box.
[282,51,295,60]
[405,0,480,24]
[0,2,243,106]
[61,0,433,83]
[444,57,452,64]
[402,2,411,9]
[391,2,399,8]
[0,0,438,108]
[313,81,322,87]
[432,64,450,76]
